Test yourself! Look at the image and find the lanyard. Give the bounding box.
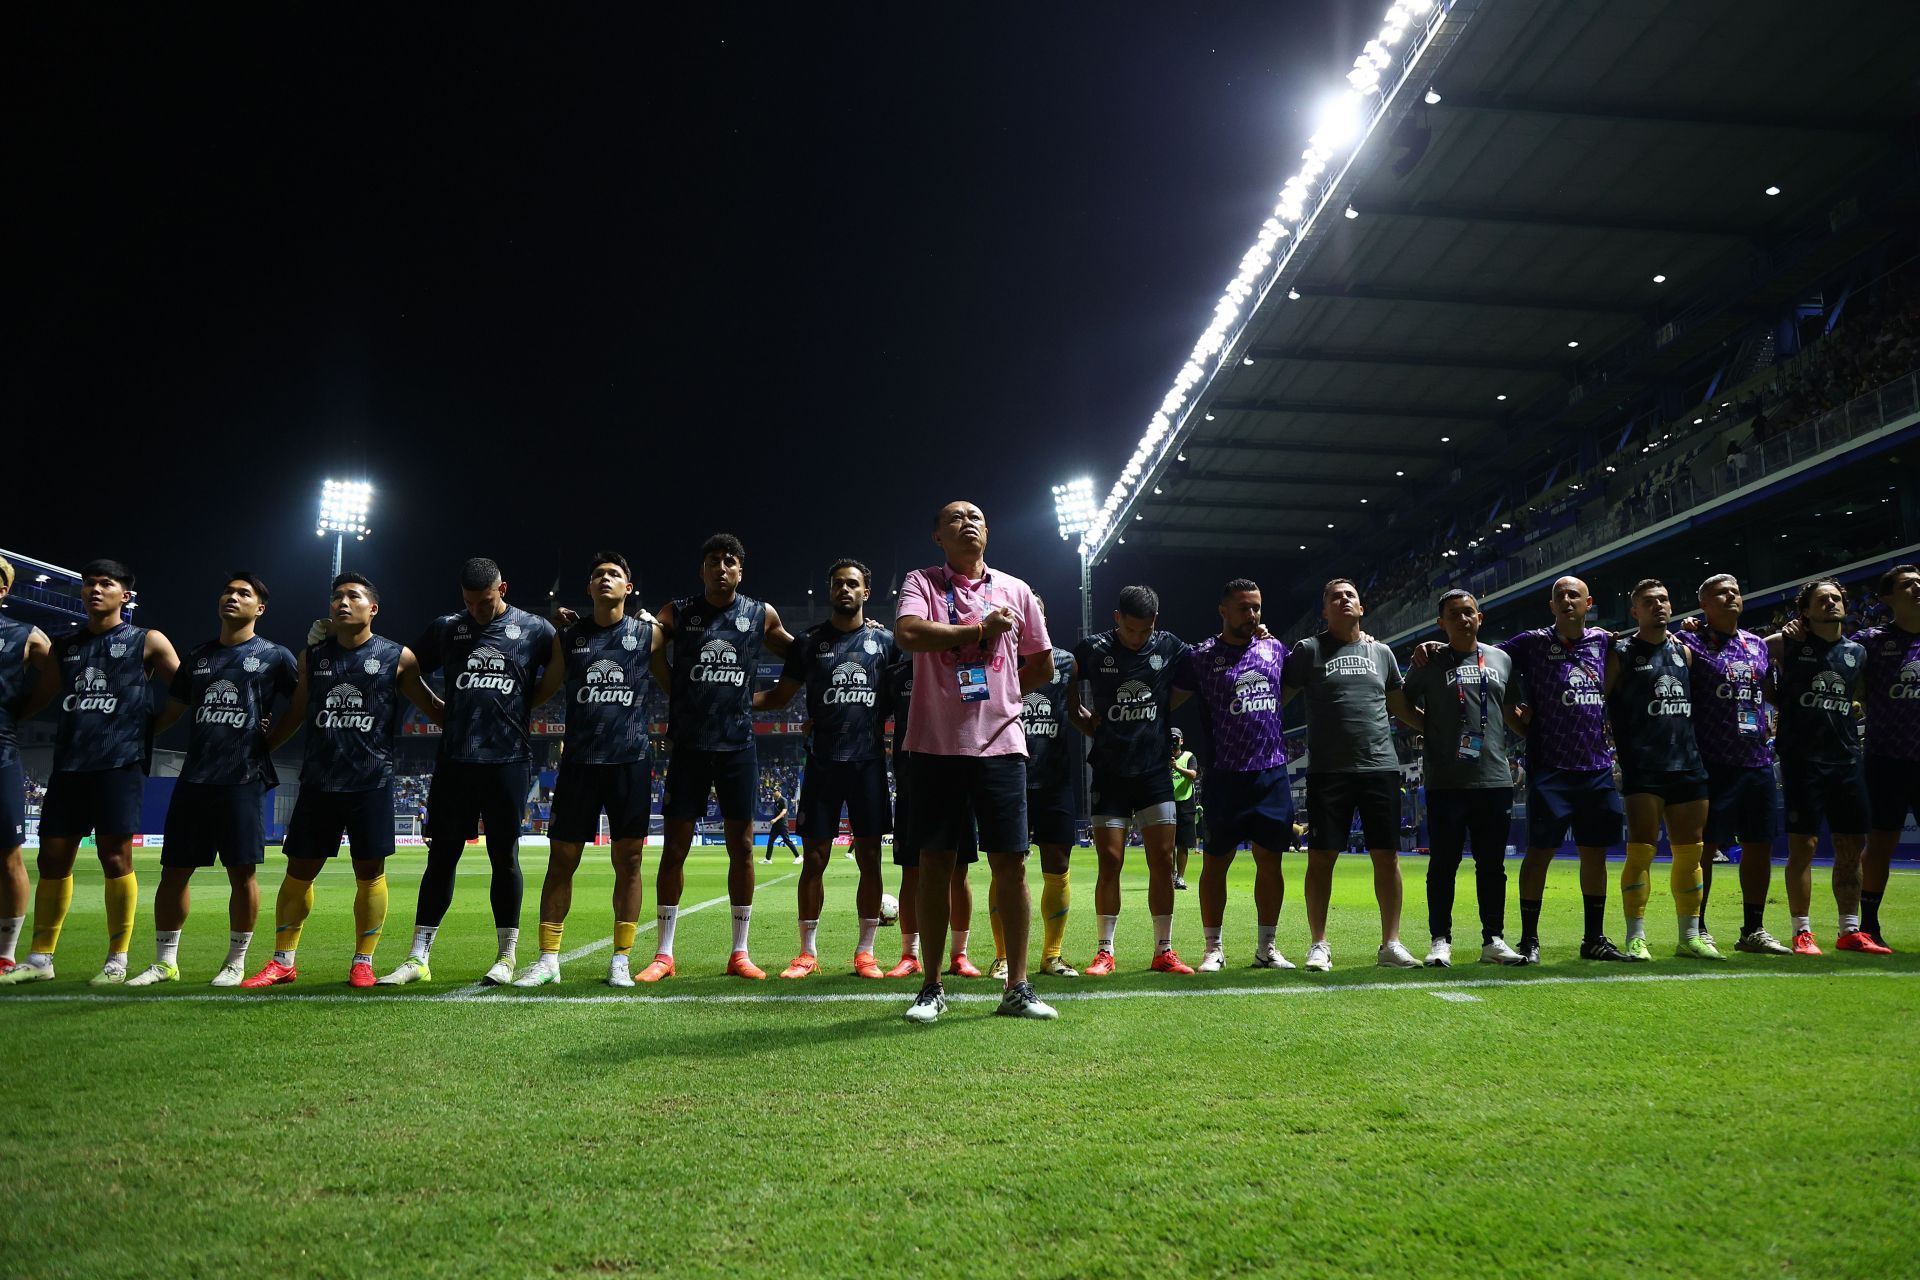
[1454,648,1489,736]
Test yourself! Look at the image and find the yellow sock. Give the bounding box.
[1670,842,1705,928]
[276,875,315,954]
[612,921,638,956]
[103,872,138,955]
[30,875,75,955]
[1041,871,1070,960]
[1622,843,1655,922]
[539,920,566,955]
[987,877,1006,958]
[353,875,387,957]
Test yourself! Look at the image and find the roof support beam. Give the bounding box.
[1293,282,1642,315]
[1205,400,1491,425]
[1436,92,1906,137]
[1354,199,1761,240]
[1175,469,1407,489]
[1239,344,1567,374]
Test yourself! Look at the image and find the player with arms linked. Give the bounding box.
[3,559,179,988]
[994,594,1078,979]
[0,556,54,976]
[126,572,297,986]
[241,573,440,987]
[642,534,797,981]
[756,558,899,979]
[514,552,659,987]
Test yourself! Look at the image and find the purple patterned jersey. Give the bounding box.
[1174,636,1288,772]
[1498,626,1613,773]
[1856,623,1920,762]
[1677,627,1773,768]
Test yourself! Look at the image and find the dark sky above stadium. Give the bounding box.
[8,3,1353,647]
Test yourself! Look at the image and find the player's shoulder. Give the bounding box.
[1154,630,1188,657]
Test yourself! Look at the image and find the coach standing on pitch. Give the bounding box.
[893,500,1057,1024]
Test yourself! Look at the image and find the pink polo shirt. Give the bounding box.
[897,562,1051,757]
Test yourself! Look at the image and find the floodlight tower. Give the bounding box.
[316,479,373,583]
[1051,478,1096,639]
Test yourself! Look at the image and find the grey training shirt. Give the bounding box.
[1282,633,1404,774]
[1402,641,1518,790]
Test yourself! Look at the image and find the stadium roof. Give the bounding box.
[1084,0,1920,571]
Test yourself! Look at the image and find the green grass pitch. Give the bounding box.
[2,848,1916,1279]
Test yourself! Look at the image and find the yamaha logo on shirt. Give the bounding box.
[1230,670,1277,715]
[693,637,746,686]
[1107,679,1157,723]
[317,683,375,731]
[1550,644,1564,657]
[578,658,634,706]
[456,623,470,635]
[575,636,589,649]
[818,641,831,653]
[456,645,515,692]
[1102,655,1116,669]
[1648,673,1692,718]
[825,661,875,707]
[63,667,117,714]
[197,679,249,728]
[196,657,212,673]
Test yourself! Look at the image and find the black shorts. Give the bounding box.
[551,758,653,844]
[426,759,531,845]
[1526,767,1624,850]
[283,785,396,861]
[161,780,266,867]
[1027,776,1076,847]
[797,758,891,841]
[892,753,977,866]
[1175,800,1198,848]
[1866,754,1920,834]
[1089,767,1176,827]
[1781,756,1871,837]
[1619,770,1709,807]
[909,752,1026,857]
[39,764,145,840]
[1203,766,1294,856]
[1306,771,1399,851]
[1427,786,1513,862]
[662,744,757,822]
[0,758,23,849]
[1702,763,1779,847]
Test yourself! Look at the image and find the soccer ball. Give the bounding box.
[878,893,899,926]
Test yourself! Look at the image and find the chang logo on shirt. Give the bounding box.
[1108,679,1157,723]
[1021,691,1059,736]
[197,679,249,728]
[456,645,517,693]
[1562,667,1603,707]
[1892,660,1920,701]
[1648,673,1691,718]
[1323,654,1377,678]
[1802,670,1853,714]
[1230,670,1277,716]
[692,637,746,686]
[1715,662,1760,702]
[63,667,117,714]
[317,684,375,732]
[578,658,634,706]
[824,661,874,707]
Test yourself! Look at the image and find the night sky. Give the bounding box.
[7,4,1355,649]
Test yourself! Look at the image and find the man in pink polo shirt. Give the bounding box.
[894,499,1059,1023]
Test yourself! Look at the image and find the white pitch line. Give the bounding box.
[437,873,797,996]
[1429,991,1482,1002]
[4,966,1912,1007]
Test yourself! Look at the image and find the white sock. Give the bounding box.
[1624,917,1646,942]
[903,931,920,959]
[23,951,53,969]
[656,905,679,956]
[495,926,519,956]
[1097,914,1118,953]
[1152,913,1173,954]
[1204,925,1223,949]
[1679,916,1700,941]
[1791,914,1811,935]
[1841,911,1861,932]
[410,925,437,960]
[951,928,969,959]
[224,930,252,967]
[0,915,23,962]
[154,930,181,968]
[858,918,879,953]
[1256,924,1277,952]
[107,950,128,968]
[730,905,752,952]
[799,919,819,955]
[352,952,374,966]
[274,949,296,966]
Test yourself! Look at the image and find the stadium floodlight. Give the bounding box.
[316,478,374,580]
[1074,0,1449,561]
[1053,478,1096,542]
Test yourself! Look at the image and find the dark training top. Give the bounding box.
[1020,647,1076,793]
[781,622,899,765]
[301,634,405,793]
[1606,634,1705,781]
[668,593,766,752]
[51,621,153,773]
[170,635,298,786]
[0,614,37,769]
[1071,629,1189,777]
[1775,633,1866,767]
[413,604,556,764]
[560,613,656,766]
